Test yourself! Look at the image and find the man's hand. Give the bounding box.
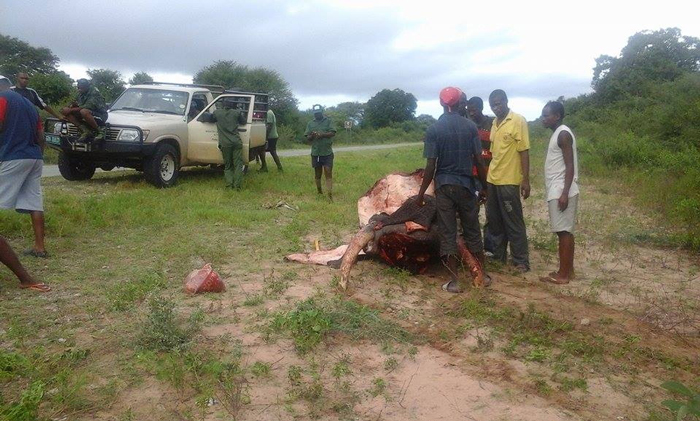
[416,194,425,207]
[478,187,488,205]
[558,193,569,211]
[520,180,530,200]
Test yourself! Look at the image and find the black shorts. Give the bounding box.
[311,153,334,168]
[266,137,278,151]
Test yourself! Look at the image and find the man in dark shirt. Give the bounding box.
[11,73,63,120]
[61,78,108,141]
[0,75,51,292]
[417,87,489,293]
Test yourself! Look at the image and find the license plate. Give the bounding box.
[46,134,61,145]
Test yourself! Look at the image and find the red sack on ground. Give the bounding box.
[184,263,225,294]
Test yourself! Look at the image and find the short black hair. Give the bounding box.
[467,96,484,110]
[77,78,90,87]
[544,101,565,120]
[489,89,507,102]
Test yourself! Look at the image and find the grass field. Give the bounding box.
[0,139,698,420]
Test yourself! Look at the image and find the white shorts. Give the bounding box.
[548,194,578,233]
[0,159,44,213]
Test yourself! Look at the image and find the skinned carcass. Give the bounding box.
[286,169,486,290]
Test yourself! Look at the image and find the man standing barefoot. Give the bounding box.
[539,101,579,284]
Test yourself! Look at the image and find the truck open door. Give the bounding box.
[187,94,265,164]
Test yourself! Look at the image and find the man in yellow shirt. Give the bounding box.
[485,89,530,272]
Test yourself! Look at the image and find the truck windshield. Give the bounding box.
[111,89,189,116]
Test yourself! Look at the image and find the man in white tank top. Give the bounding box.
[539,101,578,284]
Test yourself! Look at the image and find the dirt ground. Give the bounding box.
[93,179,698,421]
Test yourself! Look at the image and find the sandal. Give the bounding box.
[23,249,49,258]
[441,280,462,293]
[19,283,51,292]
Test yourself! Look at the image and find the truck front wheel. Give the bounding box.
[57,152,96,181]
[144,143,179,188]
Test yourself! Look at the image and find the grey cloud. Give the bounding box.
[2,0,591,105]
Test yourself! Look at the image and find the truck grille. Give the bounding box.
[64,124,121,141]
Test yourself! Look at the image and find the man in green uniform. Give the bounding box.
[212,99,247,189]
[304,104,336,200]
[61,79,108,141]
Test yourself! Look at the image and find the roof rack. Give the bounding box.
[143,81,226,93]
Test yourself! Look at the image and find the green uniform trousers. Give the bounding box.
[220,144,243,189]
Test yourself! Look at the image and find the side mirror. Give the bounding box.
[198,112,214,123]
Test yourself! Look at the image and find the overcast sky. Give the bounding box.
[2,0,697,120]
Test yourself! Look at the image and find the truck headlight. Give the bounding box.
[117,129,141,142]
[53,122,63,134]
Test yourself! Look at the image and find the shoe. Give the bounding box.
[484,251,495,258]
[442,280,462,293]
[19,282,51,292]
[514,264,530,273]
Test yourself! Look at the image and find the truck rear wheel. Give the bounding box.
[144,143,179,188]
[57,152,96,181]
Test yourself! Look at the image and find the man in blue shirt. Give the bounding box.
[417,87,489,293]
[0,75,50,292]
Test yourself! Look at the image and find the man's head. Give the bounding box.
[312,104,324,120]
[541,101,565,129]
[488,89,509,120]
[0,75,11,92]
[439,86,462,113]
[16,72,30,89]
[467,96,485,121]
[457,92,468,117]
[77,78,90,93]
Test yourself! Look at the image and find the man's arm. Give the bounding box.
[474,155,488,203]
[0,97,6,132]
[44,105,63,120]
[417,158,436,205]
[557,130,575,211]
[35,119,45,152]
[519,150,530,199]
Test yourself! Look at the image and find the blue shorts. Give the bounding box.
[311,153,333,168]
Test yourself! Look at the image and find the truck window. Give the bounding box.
[111,88,189,115]
[188,93,210,121]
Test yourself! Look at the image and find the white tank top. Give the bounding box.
[544,125,579,201]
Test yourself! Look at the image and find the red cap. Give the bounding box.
[439,87,462,109]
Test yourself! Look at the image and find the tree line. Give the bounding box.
[0,34,428,136]
[558,27,700,249]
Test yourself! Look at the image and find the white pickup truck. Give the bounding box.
[44,83,268,187]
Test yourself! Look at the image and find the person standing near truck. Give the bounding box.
[11,73,63,120]
[305,104,336,200]
[60,79,108,141]
[264,109,283,172]
[212,99,247,190]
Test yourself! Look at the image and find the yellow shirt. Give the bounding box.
[487,110,530,185]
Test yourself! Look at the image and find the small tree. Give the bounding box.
[129,71,154,85]
[364,88,417,128]
[30,71,74,104]
[86,68,126,103]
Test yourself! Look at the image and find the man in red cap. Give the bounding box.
[417,87,489,292]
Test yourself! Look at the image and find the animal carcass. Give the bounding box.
[286,170,485,290]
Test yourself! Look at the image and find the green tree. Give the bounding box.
[86,68,126,103]
[326,102,365,126]
[193,60,299,124]
[129,71,154,85]
[364,88,417,128]
[416,114,436,126]
[592,27,700,102]
[30,71,74,104]
[0,34,59,77]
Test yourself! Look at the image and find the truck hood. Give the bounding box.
[107,110,186,129]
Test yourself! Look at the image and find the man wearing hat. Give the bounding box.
[417,87,489,293]
[304,104,336,200]
[61,78,108,141]
[0,75,52,291]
